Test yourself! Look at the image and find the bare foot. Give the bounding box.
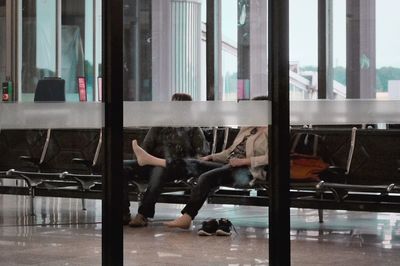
[132,140,150,166]
[163,214,192,229]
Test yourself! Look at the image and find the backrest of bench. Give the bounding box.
[293,128,400,185]
[3,127,399,186]
[0,129,48,171]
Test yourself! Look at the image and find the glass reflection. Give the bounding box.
[125,0,268,101]
[124,100,268,230]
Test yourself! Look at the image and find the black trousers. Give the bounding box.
[123,158,225,218]
[123,158,252,219]
[181,164,253,219]
[123,160,173,218]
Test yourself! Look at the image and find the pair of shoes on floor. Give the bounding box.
[197,218,235,236]
[129,213,148,227]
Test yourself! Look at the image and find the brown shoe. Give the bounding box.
[129,213,148,227]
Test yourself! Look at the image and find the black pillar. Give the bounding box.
[346,0,376,99]
[318,0,334,99]
[102,0,124,265]
[318,0,327,99]
[206,0,215,100]
[237,0,250,100]
[268,0,290,265]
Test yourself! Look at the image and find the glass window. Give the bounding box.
[130,0,267,102]
[1,2,104,265]
[123,0,151,101]
[21,0,56,101]
[122,2,270,263]
[289,0,317,100]
[221,0,238,101]
[376,0,400,99]
[62,0,86,101]
[19,0,102,102]
[61,0,102,102]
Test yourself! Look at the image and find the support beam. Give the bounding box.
[346,0,376,99]
[249,0,268,98]
[102,0,123,265]
[318,0,333,99]
[268,0,290,265]
[206,0,215,100]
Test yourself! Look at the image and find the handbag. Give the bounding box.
[290,133,329,181]
[290,153,329,181]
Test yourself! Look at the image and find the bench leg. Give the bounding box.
[81,198,87,211]
[29,187,36,216]
[318,192,324,223]
[318,209,324,223]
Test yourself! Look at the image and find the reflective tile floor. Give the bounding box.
[1,194,400,265]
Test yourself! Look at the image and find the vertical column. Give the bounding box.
[326,0,334,99]
[92,0,97,101]
[171,0,202,100]
[56,0,61,77]
[318,0,326,99]
[152,0,171,101]
[249,0,268,98]
[268,0,290,265]
[102,0,123,265]
[237,0,250,99]
[5,0,11,82]
[206,0,215,100]
[346,0,376,99]
[14,0,22,100]
[133,0,141,101]
[152,0,201,101]
[122,1,135,100]
[318,0,333,99]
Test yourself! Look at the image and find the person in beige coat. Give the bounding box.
[131,125,268,230]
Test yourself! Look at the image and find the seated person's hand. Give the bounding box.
[200,155,212,161]
[229,158,251,167]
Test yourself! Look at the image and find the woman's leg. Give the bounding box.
[132,140,166,167]
[132,141,223,174]
[164,165,234,229]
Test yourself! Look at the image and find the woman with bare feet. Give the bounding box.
[131,125,268,230]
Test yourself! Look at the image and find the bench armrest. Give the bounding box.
[19,155,40,166]
[72,158,92,169]
[320,166,346,182]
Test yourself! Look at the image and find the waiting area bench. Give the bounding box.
[1,126,400,220]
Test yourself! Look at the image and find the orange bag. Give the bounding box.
[290,154,329,181]
[290,133,329,181]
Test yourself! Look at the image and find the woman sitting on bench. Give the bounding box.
[131,123,268,230]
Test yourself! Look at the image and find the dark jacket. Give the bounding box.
[141,127,209,160]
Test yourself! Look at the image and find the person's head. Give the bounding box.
[251,95,269,101]
[171,93,192,101]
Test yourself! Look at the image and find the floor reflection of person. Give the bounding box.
[123,93,209,227]
[131,122,268,230]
